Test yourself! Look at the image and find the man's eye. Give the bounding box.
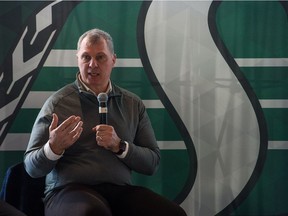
[81,55,91,62]
[96,54,107,63]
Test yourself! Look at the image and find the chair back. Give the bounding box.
[0,162,45,216]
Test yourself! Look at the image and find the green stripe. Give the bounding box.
[217,1,288,58]
[9,109,39,133]
[53,1,141,58]
[31,67,158,99]
[232,150,288,215]
[31,67,78,91]
[241,67,288,99]
[263,108,288,141]
[31,67,158,100]
[112,68,159,100]
[9,109,182,141]
[147,109,182,141]
[132,150,189,200]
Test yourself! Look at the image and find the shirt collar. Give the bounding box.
[77,72,112,95]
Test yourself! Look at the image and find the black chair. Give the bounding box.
[0,162,45,216]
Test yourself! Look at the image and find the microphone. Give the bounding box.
[97,92,108,124]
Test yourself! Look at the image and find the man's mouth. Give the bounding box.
[88,71,100,76]
[90,73,99,76]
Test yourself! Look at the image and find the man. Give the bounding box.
[24,28,187,216]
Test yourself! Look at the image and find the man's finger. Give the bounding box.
[58,115,79,131]
[49,113,59,132]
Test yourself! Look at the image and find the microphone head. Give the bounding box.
[97,93,108,121]
[97,92,108,103]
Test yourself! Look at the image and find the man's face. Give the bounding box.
[77,37,116,93]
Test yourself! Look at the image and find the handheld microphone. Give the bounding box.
[97,92,108,124]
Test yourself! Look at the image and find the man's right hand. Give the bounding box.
[48,113,83,155]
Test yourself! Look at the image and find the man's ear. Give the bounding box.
[112,53,117,65]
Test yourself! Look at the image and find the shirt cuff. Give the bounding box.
[44,141,64,161]
[117,141,129,159]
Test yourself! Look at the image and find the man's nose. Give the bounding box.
[89,58,98,68]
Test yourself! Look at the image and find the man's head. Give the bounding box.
[77,29,114,54]
[77,29,116,94]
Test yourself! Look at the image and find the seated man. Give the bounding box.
[24,28,187,216]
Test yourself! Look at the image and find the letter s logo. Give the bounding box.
[137,1,268,215]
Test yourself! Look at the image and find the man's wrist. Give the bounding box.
[44,142,64,161]
[115,140,128,158]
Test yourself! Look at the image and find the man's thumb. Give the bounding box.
[49,113,58,131]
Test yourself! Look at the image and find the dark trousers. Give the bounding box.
[45,183,187,216]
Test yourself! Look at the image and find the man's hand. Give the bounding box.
[93,125,121,153]
[49,113,83,155]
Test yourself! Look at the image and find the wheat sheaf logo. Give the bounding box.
[0,1,80,146]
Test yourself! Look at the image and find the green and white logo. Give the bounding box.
[1,1,288,215]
